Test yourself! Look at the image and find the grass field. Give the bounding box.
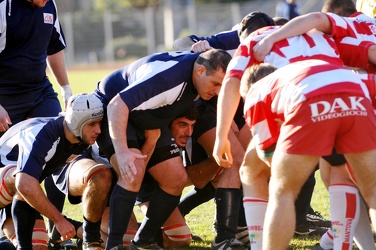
[48,67,331,249]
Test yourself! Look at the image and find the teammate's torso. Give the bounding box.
[0,0,65,91]
[243,60,371,149]
[97,51,200,129]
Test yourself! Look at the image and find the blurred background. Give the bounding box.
[55,0,330,66]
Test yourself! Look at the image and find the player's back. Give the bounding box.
[228,26,342,80]
[250,26,342,67]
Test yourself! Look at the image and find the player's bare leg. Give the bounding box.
[69,158,113,249]
[263,152,319,250]
[240,143,270,250]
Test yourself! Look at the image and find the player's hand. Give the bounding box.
[60,85,72,110]
[119,150,146,183]
[253,37,274,62]
[0,105,11,132]
[213,138,233,168]
[55,217,76,242]
[191,40,212,53]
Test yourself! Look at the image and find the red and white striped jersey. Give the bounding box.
[225,26,342,81]
[243,59,374,150]
[326,12,376,72]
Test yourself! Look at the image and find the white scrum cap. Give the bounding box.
[65,93,104,138]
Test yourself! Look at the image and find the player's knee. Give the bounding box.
[82,164,112,187]
[162,223,192,247]
[0,165,16,206]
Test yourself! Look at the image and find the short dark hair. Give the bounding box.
[175,105,199,121]
[195,49,232,75]
[273,16,289,25]
[322,0,356,17]
[240,63,277,99]
[238,11,275,41]
[169,105,198,129]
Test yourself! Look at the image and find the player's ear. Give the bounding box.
[195,64,206,77]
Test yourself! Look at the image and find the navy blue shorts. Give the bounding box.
[0,78,61,126]
[97,115,180,170]
[52,149,92,205]
[192,97,245,140]
[52,148,116,205]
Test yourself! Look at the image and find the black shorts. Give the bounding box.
[322,148,346,166]
[97,115,180,170]
[192,97,245,140]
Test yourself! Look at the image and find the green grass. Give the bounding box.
[48,67,330,249]
[60,172,328,249]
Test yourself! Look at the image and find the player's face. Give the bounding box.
[170,117,196,147]
[28,0,49,8]
[81,118,102,145]
[194,66,225,100]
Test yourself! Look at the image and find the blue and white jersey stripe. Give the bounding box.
[96,51,201,129]
[0,116,89,182]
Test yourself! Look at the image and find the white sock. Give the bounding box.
[320,229,334,249]
[329,185,360,250]
[243,197,267,250]
[353,197,376,250]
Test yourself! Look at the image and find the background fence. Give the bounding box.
[56,0,330,66]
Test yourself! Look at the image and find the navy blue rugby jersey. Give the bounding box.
[0,0,66,93]
[96,51,201,129]
[0,116,88,182]
[189,29,239,55]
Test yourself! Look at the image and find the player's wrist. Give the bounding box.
[60,85,72,102]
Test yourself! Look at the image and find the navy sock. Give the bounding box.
[44,176,66,233]
[106,184,137,249]
[83,216,101,243]
[237,196,247,227]
[134,186,180,245]
[178,182,215,216]
[214,188,241,243]
[11,199,37,250]
[295,170,316,225]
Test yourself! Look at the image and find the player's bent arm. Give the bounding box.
[14,172,75,241]
[253,12,332,61]
[108,94,131,158]
[107,95,145,182]
[213,77,241,167]
[269,12,331,41]
[47,51,72,108]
